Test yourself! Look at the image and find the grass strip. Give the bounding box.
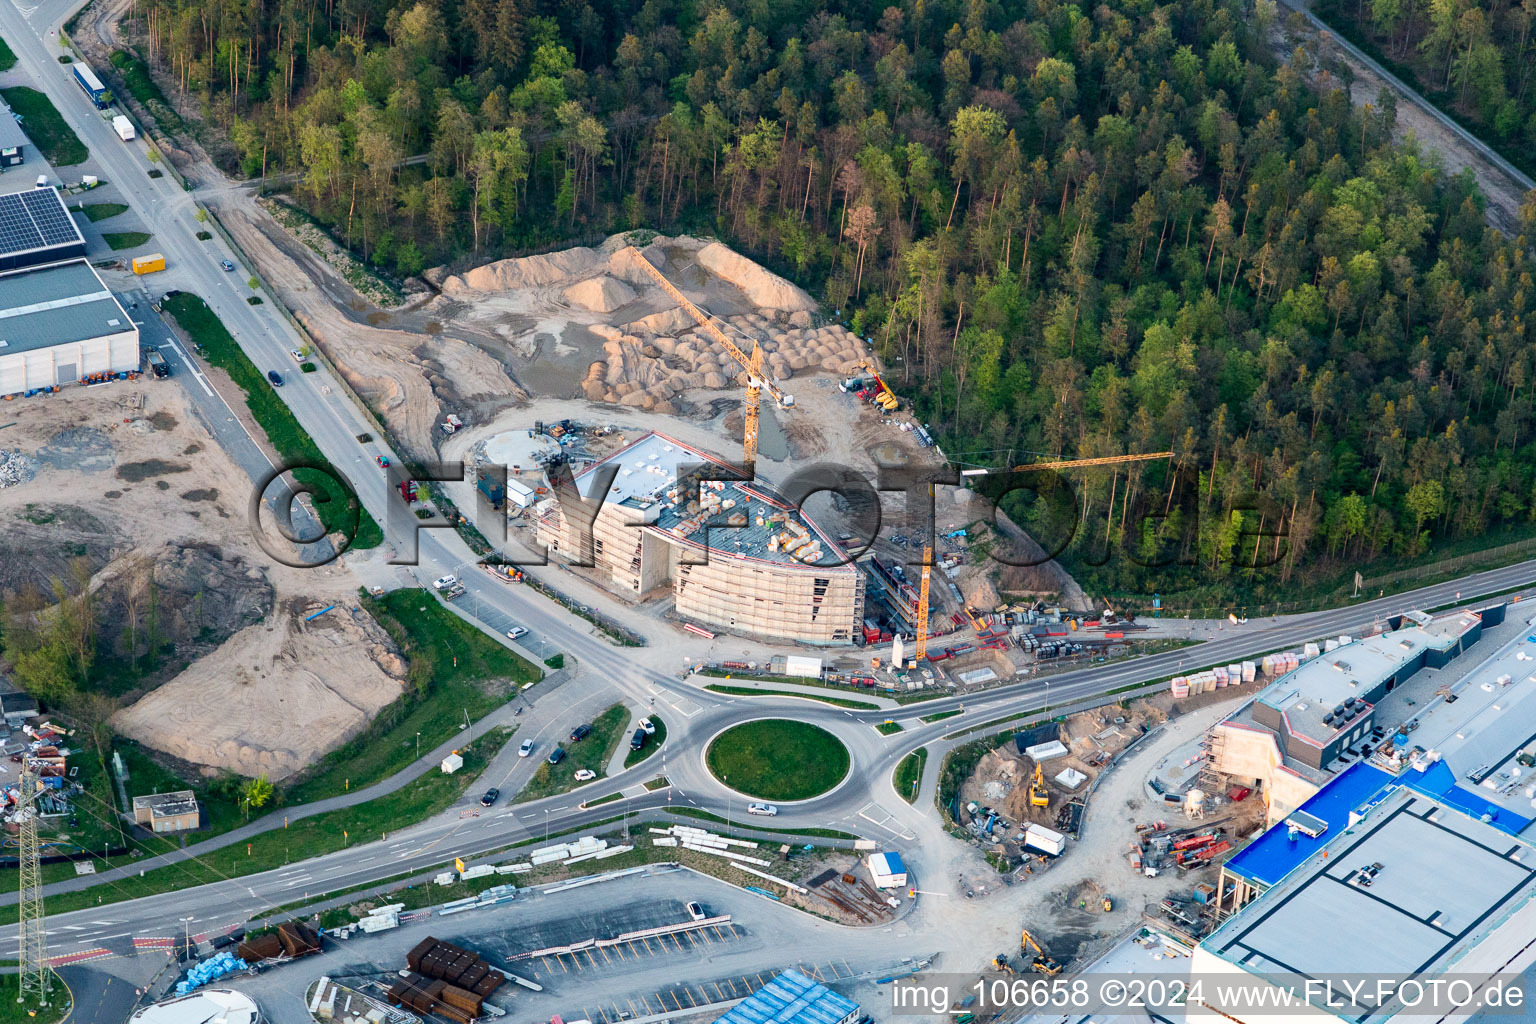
[517,703,627,801]
[1,87,86,165]
[81,202,128,221]
[876,720,904,735]
[46,728,514,915]
[102,231,151,249]
[703,684,877,709]
[894,747,927,803]
[920,709,962,723]
[0,36,15,71]
[623,715,665,768]
[162,293,382,549]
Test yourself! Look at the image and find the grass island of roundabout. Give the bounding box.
[704,719,850,801]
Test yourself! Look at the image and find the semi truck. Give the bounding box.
[145,348,169,378]
[132,253,166,274]
[112,115,135,141]
[72,63,112,109]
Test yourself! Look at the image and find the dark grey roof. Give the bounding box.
[0,260,133,354]
[0,188,85,260]
[0,108,30,152]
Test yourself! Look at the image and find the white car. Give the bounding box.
[573,769,597,782]
[506,626,528,639]
[289,349,304,362]
[686,901,706,922]
[431,574,458,591]
[639,717,656,735]
[747,803,778,816]
[518,739,534,758]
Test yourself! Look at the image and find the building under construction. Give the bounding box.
[534,431,863,644]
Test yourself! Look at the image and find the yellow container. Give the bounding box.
[132,253,166,274]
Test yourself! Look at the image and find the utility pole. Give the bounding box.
[18,761,53,1006]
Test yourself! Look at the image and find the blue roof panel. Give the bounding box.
[713,970,858,1024]
[1223,761,1396,887]
[1405,759,1534,836]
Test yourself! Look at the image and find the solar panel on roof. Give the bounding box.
[0,189,83,257]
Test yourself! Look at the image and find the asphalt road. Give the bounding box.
[4,0,1536,989]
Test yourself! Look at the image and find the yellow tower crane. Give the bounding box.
[913,451,1174,666]
[623,246,793,468]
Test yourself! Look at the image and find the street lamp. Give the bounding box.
[179,916,194,961]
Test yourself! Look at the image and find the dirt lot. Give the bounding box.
[0,384,406,779]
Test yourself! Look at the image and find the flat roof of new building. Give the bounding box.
[0,187,85,260]
[0,259,133,356]
[1224,761,1397,886]
[132,790,199,817]
[712,969,857,1024]
[1204,786,1536,1019]
[1255,610,1482,746]
[567,431,855,572]
[0,109,30,152]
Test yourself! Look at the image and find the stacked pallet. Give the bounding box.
[235,922,322,965]
[386,971,487,1023]
[404,937,506,999]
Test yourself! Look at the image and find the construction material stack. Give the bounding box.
[236,921,321,965]
[391,937,506,1020]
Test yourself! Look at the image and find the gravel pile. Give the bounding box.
[0,449,38,488]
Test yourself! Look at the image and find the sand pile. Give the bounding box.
[114,600,407,779]
[564,275,637,313]
[578,312,865,409]
[444,246,600,294]
[695,242,817,311]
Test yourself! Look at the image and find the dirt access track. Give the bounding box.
[0,383,407,779]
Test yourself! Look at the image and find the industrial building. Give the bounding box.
[0,258,139,395]
[866,851,907,889]
[1195,785,1536,1024]
[0,186,87,270]
[0,105,30,168]
[132,791,201,833]
[712,969,858,1024]
[535,431,864,644]
[1203,606,1493,823]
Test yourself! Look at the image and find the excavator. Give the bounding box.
[1029,763,1050,808]
[1021,929,1063,975]
[991,954,1014,974]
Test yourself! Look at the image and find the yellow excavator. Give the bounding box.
[1022,929,1063,975]
[1029,763,1050,808]
[991,954,1014,974]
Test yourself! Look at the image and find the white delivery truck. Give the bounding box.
[112,115,136,141]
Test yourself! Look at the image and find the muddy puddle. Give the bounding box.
[757,404,790,460]
[507,322,609,398]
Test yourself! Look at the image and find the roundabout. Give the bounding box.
[704,719,851,800]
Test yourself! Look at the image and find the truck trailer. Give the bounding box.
[145,348,169,378]
[111,115,136,140]
[72,63,112,108]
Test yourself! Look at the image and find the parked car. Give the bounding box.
[506,625,528,639]
[569,724,592,742]
[431,575,458,590]
[547,747,565,765]
[220,259,236,271]
[630,727,647,751]
[518,739,534,758]
[573,769,597,781]
[639,717,657,735]
[289,349,304,362]
[266,370,284,387]
[747,803,778,816]
[686,901,706,922]
[480,788,499,807]
[376,455,390,467]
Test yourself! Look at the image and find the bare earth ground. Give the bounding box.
[0,384,406,779]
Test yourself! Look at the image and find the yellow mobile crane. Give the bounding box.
[624,246,792,468]
[913,450,1174,665]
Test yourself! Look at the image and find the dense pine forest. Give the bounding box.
[1316,0,1536,174]
[115,0,1536,606]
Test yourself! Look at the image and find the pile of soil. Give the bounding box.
[695,241,817,311]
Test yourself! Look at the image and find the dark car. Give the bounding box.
[569,724,592,742]
[547,747,565,765]
[630,727,647,751]
[267,370,284,387]
[480,788,500,807]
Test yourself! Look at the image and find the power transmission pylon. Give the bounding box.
[17,760,53,1006]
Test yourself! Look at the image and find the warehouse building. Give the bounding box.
[1194,785,1536,1024]
[0,186,87,270]
[0,259,139,395]
[712,969,858,1024]
[535,432,864,644]
[0,106,30,168]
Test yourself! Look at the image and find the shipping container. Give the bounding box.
[132,253,166,274]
